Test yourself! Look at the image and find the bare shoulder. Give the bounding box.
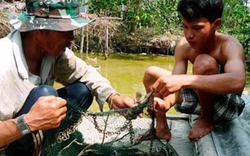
[175,37,192,56]
[217,33,244,55]
[176,37,190,50]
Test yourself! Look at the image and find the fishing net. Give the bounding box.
[42,93,179,156]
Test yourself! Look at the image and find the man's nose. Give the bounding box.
[186,30,194,39]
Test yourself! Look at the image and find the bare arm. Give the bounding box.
[0,96,67,147]
[0,119,22,148]
[153,37,246,96]
[182,38,245,94]
[161,39,189,106]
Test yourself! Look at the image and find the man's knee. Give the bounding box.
[57,82,93,110]
[143,66,171,85]
[15,85,57,117]
[31,85,58,96]
[144,66,157,85]
[70,83,93,110]
[193,54,218,75]
[73,83,92,97]
[144,66,159,77]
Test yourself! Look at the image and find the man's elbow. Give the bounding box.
[234,77,246,92]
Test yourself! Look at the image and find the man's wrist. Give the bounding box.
[107,92,120,109]
[17,114,31,136]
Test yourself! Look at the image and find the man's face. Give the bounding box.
[41,30,74,56]
[182,18,215,50]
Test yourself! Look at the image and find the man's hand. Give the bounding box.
[111,94,136,110]
[152,75,182,97]
[111,94,143,118]
[24,96,67,132]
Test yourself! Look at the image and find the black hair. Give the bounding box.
[177,0,224,22]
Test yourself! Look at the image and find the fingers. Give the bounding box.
[58,104,67,116]
[37,96,66,107]
[152,78,160,93]
[38,95,59,102]
[29,96,67,131]
[152,78,171,97]
[55,97,67,108]
[112,95,135,109]
[159,87,170,97]
[45,105,67,129]
[54,112,67,128]
[152,78,166,96]
[51,97,67,123]
[153,98,161,114]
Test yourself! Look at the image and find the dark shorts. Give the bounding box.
[177,88,245,122]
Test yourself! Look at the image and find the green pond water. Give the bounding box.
[56,52,250,114]
[73,53,179,113]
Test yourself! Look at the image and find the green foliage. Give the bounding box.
[86,0,181,34]
[221,0,250,55]
[85,0,123,17]
[84,0,182,54]
[85,0,249,56]
[127,0,181,34]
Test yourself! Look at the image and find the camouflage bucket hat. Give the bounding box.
[8,0,94,32]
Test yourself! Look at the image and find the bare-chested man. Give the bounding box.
[0,0,136,155]
[143,0,246,141]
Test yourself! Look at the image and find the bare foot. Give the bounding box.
[155,111,172,141]
[188,115,215,141]
[135,128,171,142]
[156,126,172,141]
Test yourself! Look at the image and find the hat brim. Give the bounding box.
[9,13,94,32]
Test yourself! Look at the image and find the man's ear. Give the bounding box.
[213,18,222,30]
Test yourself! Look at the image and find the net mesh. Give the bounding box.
[42,93,179,156]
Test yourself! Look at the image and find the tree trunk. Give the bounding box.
[80,27,84,59]
[130,0,141,33]
[104,24,108,60]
